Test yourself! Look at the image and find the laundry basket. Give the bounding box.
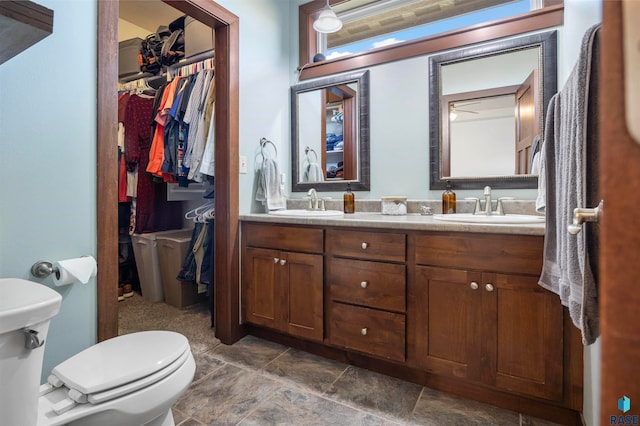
[156,229,200,308]
[131,229,189,302]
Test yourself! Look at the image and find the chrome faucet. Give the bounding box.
[484,186,492,215]
[469,186,512,215]
[307,188,319,210]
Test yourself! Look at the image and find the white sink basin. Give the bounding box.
[268,209,344,217]
[433,213,545,224]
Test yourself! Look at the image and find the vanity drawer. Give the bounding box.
[329,302,405,362]
[328,257,405,312]
[243,223,323,254]
[414,232,543,275]
[326,229,406,262]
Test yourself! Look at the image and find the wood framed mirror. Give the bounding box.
[429,30,557,189]
[291,70,370,192]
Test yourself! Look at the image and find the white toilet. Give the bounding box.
[0,278,196,426]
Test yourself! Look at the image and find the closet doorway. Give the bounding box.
[97,0,242,344]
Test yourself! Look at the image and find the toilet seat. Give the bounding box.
[42,331,189,415]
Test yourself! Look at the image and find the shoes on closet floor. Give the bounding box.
[118,286,125,302]
[123,283,134,298]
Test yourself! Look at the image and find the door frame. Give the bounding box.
[600,1,640,423]
[96,0,243,344]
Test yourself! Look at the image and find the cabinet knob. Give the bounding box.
[273,257,279,263]
[485,283,494,292]
[361,327,368,336]
[361,242,369,250]
[470,281,479,290]
[279,259,287,266]
[360,281,368,289]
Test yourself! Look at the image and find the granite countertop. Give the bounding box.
[241,199,545,236]
[240,211,545,236]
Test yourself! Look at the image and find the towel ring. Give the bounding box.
[305,146,318,162]
[259,137,277,158]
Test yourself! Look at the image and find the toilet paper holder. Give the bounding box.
[31,261,60,279]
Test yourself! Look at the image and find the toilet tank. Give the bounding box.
[0,278,62,426]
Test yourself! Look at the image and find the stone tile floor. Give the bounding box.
[118,293,561,426]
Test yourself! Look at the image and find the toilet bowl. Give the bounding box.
[0,278,195,426]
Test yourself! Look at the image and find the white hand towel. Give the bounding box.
[256,158,286,211]
[304,163,324,182]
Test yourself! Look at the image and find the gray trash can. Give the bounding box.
[156,229,201,308]
[131,229,191,302]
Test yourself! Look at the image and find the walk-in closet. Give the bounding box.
[116,0,218,331]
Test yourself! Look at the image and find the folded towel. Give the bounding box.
[538,24,601,345]
[255,158,286,211]
[304,162,324,182]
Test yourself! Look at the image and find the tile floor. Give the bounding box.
[118,294,561,426]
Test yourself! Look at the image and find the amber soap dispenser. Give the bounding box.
[442,180,456,214]
[344,183,355,214]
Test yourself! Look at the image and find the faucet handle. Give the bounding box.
[320,197,332,211]
[464,197,482,215]
[496,197,514,215]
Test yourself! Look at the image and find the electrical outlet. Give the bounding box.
[239,155,247,174]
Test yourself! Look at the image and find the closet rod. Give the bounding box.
[167,50,215,74]
[118,72,155,84]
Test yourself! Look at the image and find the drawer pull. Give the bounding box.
[279,259,287,266]
[470,281,479,290]
[360,281,368,289]
[361,327,368,336]
[273,257,279,263]
[361,242,369,250]
[485,283,494,292]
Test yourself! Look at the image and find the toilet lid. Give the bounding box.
[51,330,189,395]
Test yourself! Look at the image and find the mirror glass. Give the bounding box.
[429,30,557,189]
[291,70,370,191]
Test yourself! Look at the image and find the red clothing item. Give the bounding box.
[118,92,130,123]
[147,77,182,177]
[123,94,182,233]
[123,95,154,169]
[118,153,129,202]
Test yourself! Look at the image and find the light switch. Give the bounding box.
[239,155,247,174]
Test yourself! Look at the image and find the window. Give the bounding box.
[323,0,532,59]
[298,0,562,81]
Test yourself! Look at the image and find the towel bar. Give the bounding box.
[568,200,603,234]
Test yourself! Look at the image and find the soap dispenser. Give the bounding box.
[442,180,456,214]
[344,183,355,214]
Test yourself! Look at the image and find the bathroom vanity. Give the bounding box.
[239,213,583,425]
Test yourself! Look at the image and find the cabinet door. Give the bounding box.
[243,247,282,330]
[284,252,324,341]
[415,266,483,381]
[487,273,563,401]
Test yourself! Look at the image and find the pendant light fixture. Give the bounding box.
[313,0,343,34]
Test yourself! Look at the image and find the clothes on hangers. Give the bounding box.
[123,92,183,234]
[136,63,216,187]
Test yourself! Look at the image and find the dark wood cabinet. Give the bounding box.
[412,232,564,401]
[326,228,407,362]
[241,221,582,425]
[242,223,324,342]
[415,265,563,401]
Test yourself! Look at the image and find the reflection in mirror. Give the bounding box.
[291,70,369,192]
[429,30,557,189]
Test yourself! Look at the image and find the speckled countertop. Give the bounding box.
[240,199,545,236]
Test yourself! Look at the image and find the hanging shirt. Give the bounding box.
[146,78,179,176]
[188,75,216,181]
[183,70,213,171]
[196,79,216,179]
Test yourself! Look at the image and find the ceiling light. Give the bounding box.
[313,0,343,34]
